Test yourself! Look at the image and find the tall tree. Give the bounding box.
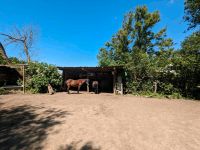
[0,26,37,63]
[98,12,133,66]
[184,0,200,30]
[97,47,112,66]
[98,6,174,94]
[98,6,171,64]
[180,32,200,97]
[132,6,161,53]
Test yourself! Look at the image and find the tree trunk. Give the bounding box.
[153,81,158,93]
[24,43,31,63]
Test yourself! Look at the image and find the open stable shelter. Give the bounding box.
[0,64,27,93]
[58,66,124,94]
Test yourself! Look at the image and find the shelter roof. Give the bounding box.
[57,66,123,72]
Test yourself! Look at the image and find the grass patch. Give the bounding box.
[132,91,183,99]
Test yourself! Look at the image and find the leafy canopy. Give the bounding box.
[98,6,175,96]
[184,0,200,30]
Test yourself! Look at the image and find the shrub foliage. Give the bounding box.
[25,62,62,93]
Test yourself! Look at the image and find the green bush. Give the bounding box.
[0,88,7,95]
[126,81,138,93]
[9,57,26,64]
[159,82,175,95]
[170,92,182,99]
[25,62,62,93]
[0,55,7,64]
[126,80,154,93]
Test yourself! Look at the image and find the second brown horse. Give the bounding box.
[65,79,89,94]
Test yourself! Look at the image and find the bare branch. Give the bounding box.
[0,26,38,63]
[0,32,24,42]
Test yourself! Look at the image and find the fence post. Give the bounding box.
[22,65,25,94]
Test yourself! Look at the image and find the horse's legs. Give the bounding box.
[95,87,98,94]
[67,85,70,94]
[77,85,81,94]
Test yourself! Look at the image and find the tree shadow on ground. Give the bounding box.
[0,104,71,150]
[59,141,101,150]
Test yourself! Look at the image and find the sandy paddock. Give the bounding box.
[0,92,200,150]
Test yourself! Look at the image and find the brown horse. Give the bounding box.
[65,79,89,94]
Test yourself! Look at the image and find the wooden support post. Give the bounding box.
[63,70,66,90]
[22,65,25,94]
[87,83,89,93]
[120,82,123,95]
[87,74,89,93]
[112,70,116,95]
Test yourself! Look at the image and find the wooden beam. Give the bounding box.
[112,70,116,94]
[1,85,23,89]
[0,64,28,68]
[22,65,25,94]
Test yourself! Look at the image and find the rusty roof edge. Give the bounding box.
[57,66,123,69]
[57,66,123,68]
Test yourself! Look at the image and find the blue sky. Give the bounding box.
[0,0,191,66]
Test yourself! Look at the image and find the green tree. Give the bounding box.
[132,6,161,53]
[98,6,174,93]
[177,32,200,98]
[97,48,112,66]
[98,12,133,66]
[184,0,200,30]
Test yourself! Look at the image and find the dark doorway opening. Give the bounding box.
[58,66,124,94]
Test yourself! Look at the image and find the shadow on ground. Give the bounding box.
[0,104,71,150]
[59,141,101,150]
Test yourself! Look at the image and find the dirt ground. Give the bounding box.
[0,92,200,150]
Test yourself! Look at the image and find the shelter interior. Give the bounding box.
[58,66,124,94]
[0,64,26,93]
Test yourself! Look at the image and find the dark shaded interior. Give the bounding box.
[58,67,123,93]
[0,66,22,86]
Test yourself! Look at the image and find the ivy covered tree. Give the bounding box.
[98,6,175,95]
